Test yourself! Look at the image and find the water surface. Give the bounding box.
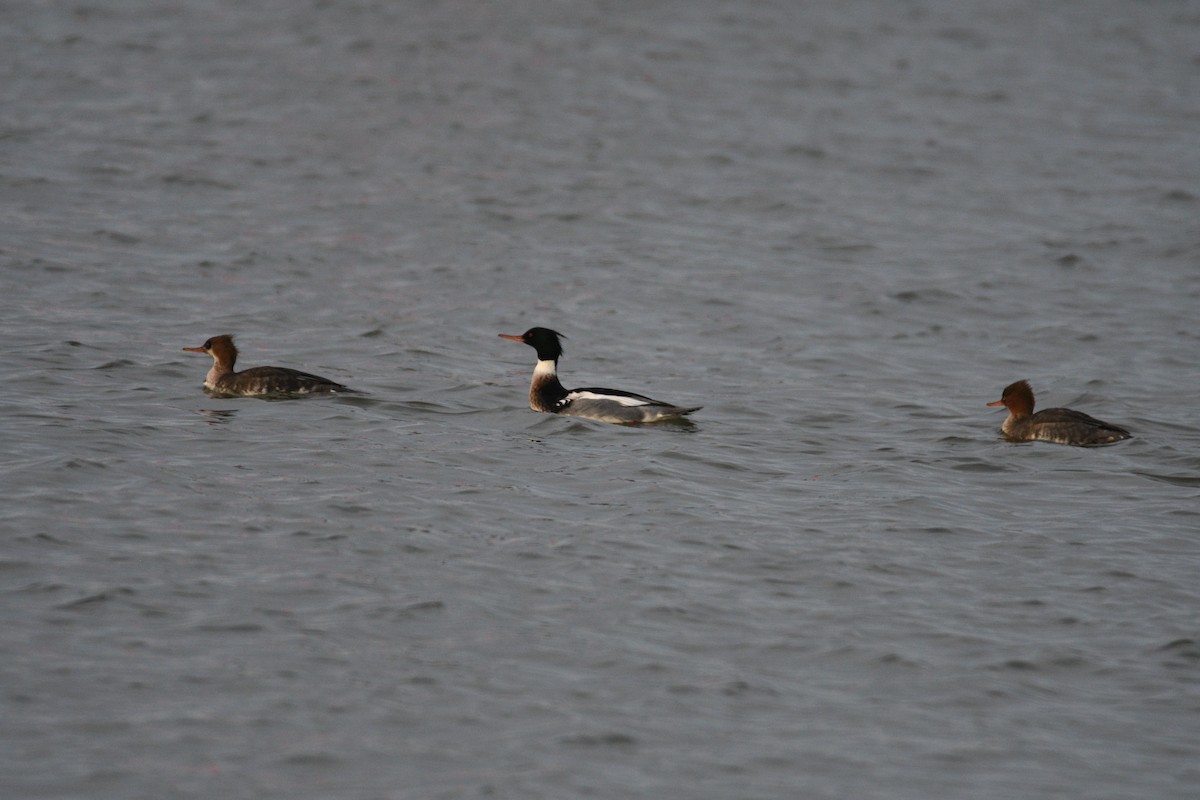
[2,1,1199,798]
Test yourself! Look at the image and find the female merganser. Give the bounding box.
[498,327,700,424]
[987,379,1131,446]
[183,334,351,396]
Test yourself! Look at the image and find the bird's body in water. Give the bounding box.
[499,327,700,424]
[183,335,351,397]
[987,379,1131,446]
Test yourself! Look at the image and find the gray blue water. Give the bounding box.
[3,1,1199,798]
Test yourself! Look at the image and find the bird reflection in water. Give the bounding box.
[194,408,238,425]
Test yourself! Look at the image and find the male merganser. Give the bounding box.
[499,327,700,424]
[183,334,351,396]
[987,379,1131,446]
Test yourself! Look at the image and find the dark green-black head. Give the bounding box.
[498,327,566,362]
